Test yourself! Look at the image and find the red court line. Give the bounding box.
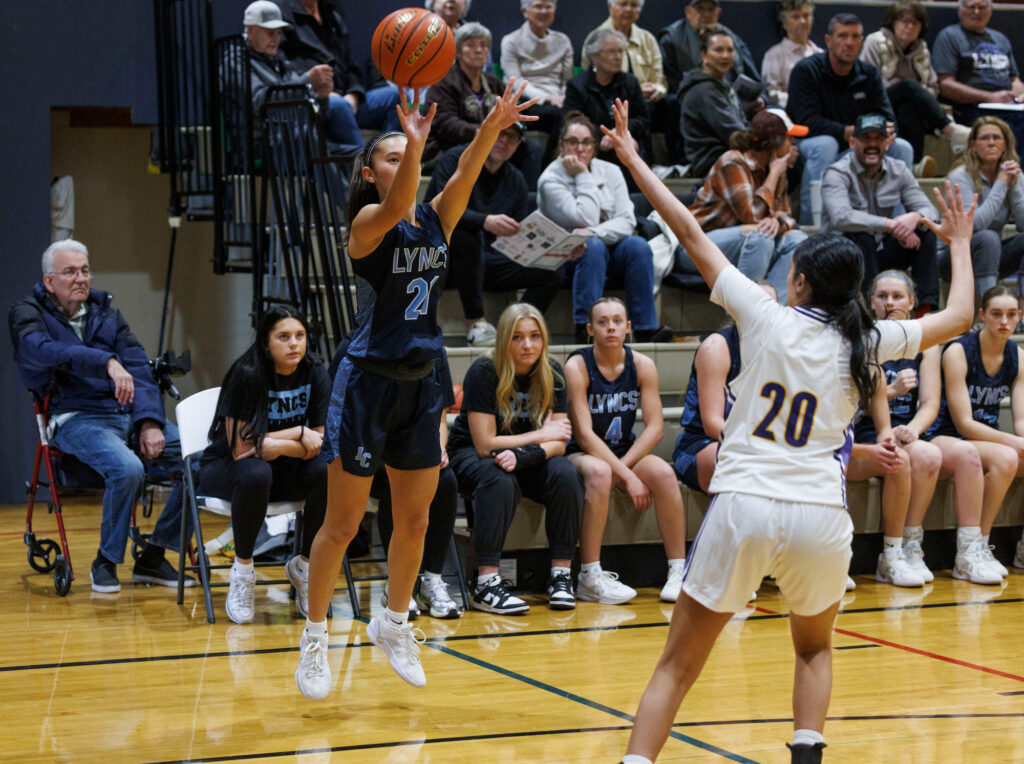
[753,605,1024,683]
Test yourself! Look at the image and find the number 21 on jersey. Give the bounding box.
[751,382,818,447]
[405,276,440,321]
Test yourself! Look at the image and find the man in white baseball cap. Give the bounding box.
[244,1,291,30]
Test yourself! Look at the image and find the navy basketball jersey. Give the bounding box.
[568,346,640,458]
[928,332,1018,438]
[347,203,448,365]
[853,354,922,442]
[678,326,741,437]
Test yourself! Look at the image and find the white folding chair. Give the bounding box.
[175,387,304,623]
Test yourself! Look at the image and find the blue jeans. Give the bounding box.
[572,235,658,328]
[677,226,806,303]
[355,85,402,132]
[798,134,913,225]
[52,412,185,564]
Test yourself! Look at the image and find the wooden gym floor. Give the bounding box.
[4,499,1024,763]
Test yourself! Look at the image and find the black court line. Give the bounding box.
[1000,691,1024,696]
[672,712,1024,727]
[834,644,881,650]
[4,594,1023,674]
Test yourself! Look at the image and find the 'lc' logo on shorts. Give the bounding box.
[356,446,372,468]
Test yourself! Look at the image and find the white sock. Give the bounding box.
[384,606,408,628]
[667,557,686,568]
[551,565,571,577]
[982,534,991,548]
[422,571,443,585]
[957,526,982,552]
[233,559,254,575]
[883,536,902,559]
[477,572,497,588]
[304,618,328,638]
[622,756,654,764]
[292,557,309,575]
[903,526,924,544]
[581,561,601,576]
[792,729,825,746]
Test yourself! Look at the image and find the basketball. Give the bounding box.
[372,8,456,89]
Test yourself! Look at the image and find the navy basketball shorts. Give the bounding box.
[322,357,454,476]
[673,430,715,493]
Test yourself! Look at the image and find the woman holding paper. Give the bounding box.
[537,110,671,345]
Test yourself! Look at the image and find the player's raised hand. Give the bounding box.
[923,181,976,245]
[395,90,436,148]
[482,78,540,133]
[599,99,641,166]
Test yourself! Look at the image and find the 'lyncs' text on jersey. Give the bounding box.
[588,391,639,414]
[392,245,448,274]
[969,383,1009,408]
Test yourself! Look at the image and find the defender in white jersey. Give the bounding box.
[601,99,977,764]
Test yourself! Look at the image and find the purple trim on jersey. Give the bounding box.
[792,306,830,324]
[681,494,718,584]
[833,424,854,509]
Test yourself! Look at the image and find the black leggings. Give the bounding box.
[372,465,458,573]
[198,455,327,559]
[448,448,583,568]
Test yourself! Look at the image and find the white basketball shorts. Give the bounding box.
[682,491,853,616]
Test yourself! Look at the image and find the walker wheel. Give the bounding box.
[28,538,61,573]
[54,556,72,596]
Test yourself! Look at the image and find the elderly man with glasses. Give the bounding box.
[9,240,191,595]
[933,0,1024,145]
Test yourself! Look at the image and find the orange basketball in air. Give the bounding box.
[372,8,456,89]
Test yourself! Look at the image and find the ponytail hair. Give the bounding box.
[980,283,1016,311]
[346,131,406,224]
[793,234,879,409]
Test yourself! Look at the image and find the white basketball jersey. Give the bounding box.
[708,267,922,507]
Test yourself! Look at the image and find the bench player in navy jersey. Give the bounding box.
[927,285,1024,582]
[602,98,977,764]
[673,280,777,497]
[564,298,686,604]
[294,82,538,700]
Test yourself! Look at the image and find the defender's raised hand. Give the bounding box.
[599,98,641,166]
[922,181,976,245]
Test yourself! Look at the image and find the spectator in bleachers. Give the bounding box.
[242,1,362,155]
[446,303,583,614]
[499,0,573,160]
[821,113,940,311]
[676,109,807,302]
[425,122,569,345]
[277,0,401,134]
[927,285,1024,582]
[424,22,544,188]
[581,1,666,106]
[565,298,688,604]
[942,116,1024,298]
[565,29,650,173]
[788,12,914,224]
[677,25,758,179]
[761,0,822,108]
[861,1,972,175]
[846,353,921,586]
[9,240,191,594]
[198,305,329,623]
[933,0,1024,147]
[426,0,470,31]
[673,280,777,497]
[537,111,672,345]
[658,0,762,95]
[860,270,994,585]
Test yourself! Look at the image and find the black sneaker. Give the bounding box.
[90,557,121,593]
[132,557,196,588]
[787,742,826,763]
[472,575,529,615]
[547,571,576,610]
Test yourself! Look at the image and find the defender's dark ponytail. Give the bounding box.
[793,234,879,409]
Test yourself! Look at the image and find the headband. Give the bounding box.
[362,130,405,164]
